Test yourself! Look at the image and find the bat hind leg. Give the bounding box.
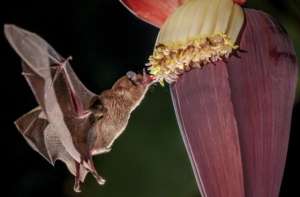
[74,156,106,192]
[88,158,106,185]
[84,157,106,185]
[74,162,82,193]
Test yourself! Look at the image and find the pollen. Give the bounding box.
[147,33,238,84]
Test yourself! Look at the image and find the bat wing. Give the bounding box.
[15,107,50,162]
[15,107,88,188]
[5,25,105,191]
[4,24,96,115]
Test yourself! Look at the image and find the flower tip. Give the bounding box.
[119,0,187,27]
[233,0,246,5]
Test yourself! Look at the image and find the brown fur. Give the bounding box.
[90,72,152,155]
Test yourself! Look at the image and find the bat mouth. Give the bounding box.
[142,74,156,85]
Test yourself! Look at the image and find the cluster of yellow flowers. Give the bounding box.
[147,33,238,85]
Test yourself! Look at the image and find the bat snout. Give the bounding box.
[126,70,155,86]
[142,73,156,85]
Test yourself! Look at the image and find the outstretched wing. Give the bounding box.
[5,25,105,191]
[5,24,96,116]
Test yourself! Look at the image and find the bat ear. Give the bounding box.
[126,71,137,81]
[120,0,187,28]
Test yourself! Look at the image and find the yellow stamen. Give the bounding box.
[147,33,238,84]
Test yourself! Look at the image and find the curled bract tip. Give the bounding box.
[120,0,187,27]
[234,0,246,6]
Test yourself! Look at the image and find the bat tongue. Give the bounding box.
[143,74,156,84]
[142,68,156,84]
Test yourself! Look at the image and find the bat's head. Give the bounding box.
[112,71,154,105]
[126,70,155,86]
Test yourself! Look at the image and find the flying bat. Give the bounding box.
[4,24,153,192]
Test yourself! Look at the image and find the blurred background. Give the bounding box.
[0,0,299,196]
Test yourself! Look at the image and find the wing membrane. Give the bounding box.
[6,24,104,191]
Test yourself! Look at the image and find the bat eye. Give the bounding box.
[129,79,138,86]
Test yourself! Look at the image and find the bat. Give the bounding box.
[4,24,154,192]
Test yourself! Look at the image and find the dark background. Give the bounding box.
[0,0,299,196]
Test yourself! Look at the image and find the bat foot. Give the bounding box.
[83,157,106,186]
[90,169,106,185]
[96,176,106,185]
[74,181,82,193]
